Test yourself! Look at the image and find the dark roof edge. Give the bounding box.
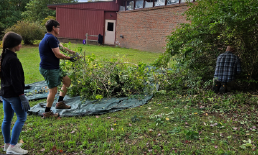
[47,1,114,7]
[51,6,119,11]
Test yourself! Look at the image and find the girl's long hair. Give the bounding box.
[0,32,23,78]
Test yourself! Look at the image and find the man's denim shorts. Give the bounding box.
[39,67,66,89]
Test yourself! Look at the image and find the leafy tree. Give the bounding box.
[0,0,30,37]
[41,15,56,27]
[22,0,78,22]
[154,0,258,92]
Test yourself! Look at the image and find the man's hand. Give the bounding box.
[69,56,76,62]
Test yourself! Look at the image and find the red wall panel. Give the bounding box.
[57,7,104,40]
[104,11,117,20]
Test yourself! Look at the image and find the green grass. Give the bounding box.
[17,45,44,84]
[15,44,161,84]
[65,43,161,66]
[0,44,257,154]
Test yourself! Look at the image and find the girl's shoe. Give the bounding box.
[4,143,22,151]
[6,144,28,154]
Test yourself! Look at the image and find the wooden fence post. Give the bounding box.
[86,33,88,45]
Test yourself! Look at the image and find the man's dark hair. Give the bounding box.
[45,20,60,32]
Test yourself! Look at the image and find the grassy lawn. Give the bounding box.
[0,44,258,154]
[64,43,161,68]
[16,44,161,84]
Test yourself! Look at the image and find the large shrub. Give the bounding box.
[60,46,156,100]
[153,0,258,93]
[4,21,45,45]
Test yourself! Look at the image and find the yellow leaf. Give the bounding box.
[166,118,169,121]
[194,113,198,114]
[19,139,24,143]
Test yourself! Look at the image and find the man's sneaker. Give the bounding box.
[213,81,221,93]
[4,143,22,151]
[55,101,71,109]
[43,110,59,118]
[6,144,28,154]
[219,83,227,94]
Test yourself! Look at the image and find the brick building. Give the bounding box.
[116,3,190,52]
[48,0,193,52]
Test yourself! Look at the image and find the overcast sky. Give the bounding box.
[78,0,88,2]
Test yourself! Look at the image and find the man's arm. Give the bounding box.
[52,47,71,60]
[59,43,76,55]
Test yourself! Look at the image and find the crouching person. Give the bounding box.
[213,46,241,93]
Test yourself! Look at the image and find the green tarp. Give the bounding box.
[26,81,157,117]
[13,66,162,117]
[28,95,153,117]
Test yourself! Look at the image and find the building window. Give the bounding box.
[107,22,114,31]
[155,0,165,6]
[145,0,153,8]
[135,0,144,9]
[126,1,134,10]
[120,0,195,11]
[167,0,179,5]
[120,5,125,11]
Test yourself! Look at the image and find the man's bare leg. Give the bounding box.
[43,87,59,117]
[59,75,71,97]
[56,75,72,109]
[47,87,57,108]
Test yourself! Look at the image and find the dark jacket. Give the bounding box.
[0,49,25,98]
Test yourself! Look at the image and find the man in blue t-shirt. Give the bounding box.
[39,20,77,118]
